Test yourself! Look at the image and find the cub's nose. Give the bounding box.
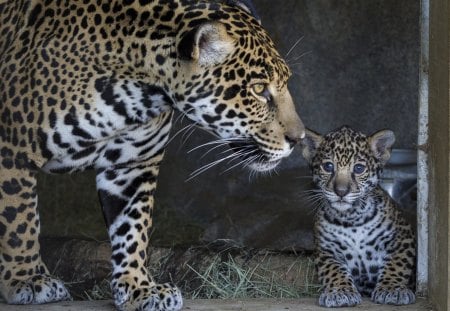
[334,183,350,198]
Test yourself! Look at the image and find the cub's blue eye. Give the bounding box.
[353,164,366,174]
[322,162,334,173]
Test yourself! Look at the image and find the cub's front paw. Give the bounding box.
[6,275,71,304]
[115,282,183,311]
[371,285,415,305]
[319,287,362,308]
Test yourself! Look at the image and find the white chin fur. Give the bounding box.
[331,201,353,212]
[249,159,281,172]
[247,145,293,172]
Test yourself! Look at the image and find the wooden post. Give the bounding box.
[427,0,450,310]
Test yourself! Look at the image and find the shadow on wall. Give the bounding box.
[38,0,420,251]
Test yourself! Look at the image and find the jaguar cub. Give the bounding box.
[300,126,415,307]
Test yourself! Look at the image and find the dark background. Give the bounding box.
[38,0,420,251]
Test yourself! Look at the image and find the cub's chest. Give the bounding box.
[320,219,393,293]
[335,225,387,264]
[319,214,394,267]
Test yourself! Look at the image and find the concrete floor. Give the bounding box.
[0,298,432,311]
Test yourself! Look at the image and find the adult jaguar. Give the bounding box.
[0,0,305,310]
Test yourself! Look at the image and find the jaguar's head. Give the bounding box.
[171,3,304,172]
[300,126,395,212]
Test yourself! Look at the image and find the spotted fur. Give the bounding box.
[0,1,305,310]
[300,126,415,307]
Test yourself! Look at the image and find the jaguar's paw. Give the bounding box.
[114,282,183,311]
[318,287,362,308]
[371,285,415,305]
[6,274,71,304]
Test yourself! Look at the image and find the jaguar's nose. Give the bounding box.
[334,183,350,198]
[284,122,306,148]
[285,134,301,148]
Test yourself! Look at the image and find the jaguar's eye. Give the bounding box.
[353,164,366,174]
[322,162,334,173]
[251,83,266,95]
[250,83,271,102]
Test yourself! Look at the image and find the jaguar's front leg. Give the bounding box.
[371,238,416,305]
[0,148,71,304]
[96,160,182,311]
[316,252,362,308]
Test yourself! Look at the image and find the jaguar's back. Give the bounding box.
[0,1,28,55]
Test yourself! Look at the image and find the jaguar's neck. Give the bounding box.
[322,187,386,227]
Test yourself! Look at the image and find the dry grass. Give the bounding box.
[82,279,111,301]
[77,243,320,301]
[186,252,319,299]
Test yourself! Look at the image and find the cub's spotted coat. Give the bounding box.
[300,126,415,307]
[0,0,304,310]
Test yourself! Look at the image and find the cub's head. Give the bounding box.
[171,3,304,172]
[300,126,395,212]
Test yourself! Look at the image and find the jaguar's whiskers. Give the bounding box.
[186,138,259,181]
[165,108,197,147]
[298,188,326,215]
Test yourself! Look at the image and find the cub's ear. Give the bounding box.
[369,129,395,164]
[299,128,323,163]
[178,22,236,66]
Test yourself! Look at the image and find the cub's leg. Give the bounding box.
[97,160,182,311]
[372,240,416,305]
[0,149,71,304]
[316,252,362,308]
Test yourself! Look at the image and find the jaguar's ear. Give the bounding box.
[227,0,261,24]
[369,129,395,165]
[178,22,236,66]
[300,128,323,163]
